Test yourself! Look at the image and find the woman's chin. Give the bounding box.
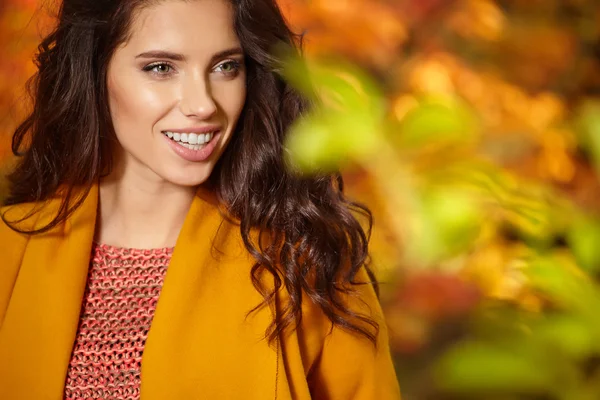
[159,169,213,188]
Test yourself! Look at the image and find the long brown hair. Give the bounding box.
[2,0,379,344]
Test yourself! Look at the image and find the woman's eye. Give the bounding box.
[143,63,173,76]
[214,60,241,76]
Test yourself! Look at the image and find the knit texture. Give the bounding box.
[63,242,174,400]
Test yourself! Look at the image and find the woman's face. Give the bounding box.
[106,0,246,187]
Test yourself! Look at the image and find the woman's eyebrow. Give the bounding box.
[135,50,186,61]
[135,47,244,63]
[210,47,244,63]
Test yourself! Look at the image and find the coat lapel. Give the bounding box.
[0,183,287,399]
[0,184,97,399]
[141,188,286,399]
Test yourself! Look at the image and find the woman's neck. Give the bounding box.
[95,171,196,250]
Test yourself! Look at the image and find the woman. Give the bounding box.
[0,0,401,398]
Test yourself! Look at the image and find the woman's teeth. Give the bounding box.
[162,131,216,150]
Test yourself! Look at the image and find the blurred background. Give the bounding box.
[2,0,600,399]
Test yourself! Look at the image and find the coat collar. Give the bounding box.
[0,182,289,399]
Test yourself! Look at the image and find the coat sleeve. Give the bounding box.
[0,205,30,327]
[306,267,402,400]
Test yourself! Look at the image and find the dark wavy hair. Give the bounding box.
[2,0,379,344]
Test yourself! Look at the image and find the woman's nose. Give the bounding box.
[179,75,217,119]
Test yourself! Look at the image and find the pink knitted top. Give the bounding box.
[63,242,174,400]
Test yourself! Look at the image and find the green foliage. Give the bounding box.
[436,340,565,395]
[396,96,478,149]
[411,187,483,263]
[576,101,600,175]
[434,255,600,400]
[281,47,600,399]
[281,54,385,173]
[567,216,600,274]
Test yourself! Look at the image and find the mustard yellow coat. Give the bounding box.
[0,183,401,399]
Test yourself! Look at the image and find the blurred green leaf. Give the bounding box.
[411,187,482,262]
[281,54,386,173]
[526,257,581,305]
[396,95,478,149]
[526,256,600,321]
[435,341,563,394]
[567,216,600,274]
[575,100,600,174]
[534,315,596,359]
[280,50,385,115]
[285,111,380,172]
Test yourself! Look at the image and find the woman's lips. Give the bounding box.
[162,125,222,134]
[162,130,221,162]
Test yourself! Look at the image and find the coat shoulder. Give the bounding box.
[0,202,37,327]
[293,267,401,399]
[0,201,45,236]
[1,201,37,235]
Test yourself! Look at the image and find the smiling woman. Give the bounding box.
[106,1,246,189]
[0,0,400,399]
